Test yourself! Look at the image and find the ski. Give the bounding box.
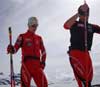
[8,27,15,87]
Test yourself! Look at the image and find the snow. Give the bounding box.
[0,64,100,87]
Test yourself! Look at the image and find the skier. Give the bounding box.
[63,3,100,87]
[7,17,48,87]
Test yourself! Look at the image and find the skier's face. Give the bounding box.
[79,15,89,22]
[29,24,38,33]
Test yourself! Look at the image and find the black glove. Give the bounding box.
[7,45,15,54]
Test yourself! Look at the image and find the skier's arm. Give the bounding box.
[40,37,46,69]
[93,24,100,34]
[63,13,79,29]
[7,34,22,54]
[14,34,23,53]
[40,37,46,63]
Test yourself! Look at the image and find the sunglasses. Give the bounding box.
[31,24,38,28]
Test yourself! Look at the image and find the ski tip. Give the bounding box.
[9,26,11,30]
[8,27,12,33]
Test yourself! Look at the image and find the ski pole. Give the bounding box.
[8,27,15,87]
[84,0,86,4]
[84,18,89,87]
[83,0,89,87]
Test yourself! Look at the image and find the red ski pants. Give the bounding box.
[20,60,48,87]
[69,50,93,87]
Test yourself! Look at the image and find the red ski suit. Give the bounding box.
[64,21,100,87]
[14,30,48,87]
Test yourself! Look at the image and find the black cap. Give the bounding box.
[78,5,89,16]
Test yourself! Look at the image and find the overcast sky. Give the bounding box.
[0,0,100,74]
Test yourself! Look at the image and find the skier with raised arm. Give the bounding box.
[63,3,100,87]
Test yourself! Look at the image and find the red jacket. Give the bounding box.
[14,30,46,62]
